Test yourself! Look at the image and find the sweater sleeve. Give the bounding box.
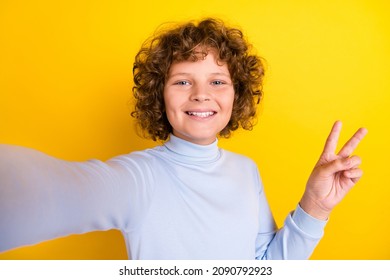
[0,144,143,253]
[255,171,327,260]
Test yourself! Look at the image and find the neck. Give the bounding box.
[163,134,220,162]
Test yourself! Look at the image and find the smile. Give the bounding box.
[186,111,216,118]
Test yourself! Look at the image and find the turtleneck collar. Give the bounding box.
[163,134,221,162]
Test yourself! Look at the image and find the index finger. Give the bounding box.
[338,127,368,158]
[322,120,342,155]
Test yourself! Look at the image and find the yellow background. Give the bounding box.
[0,0,389,259]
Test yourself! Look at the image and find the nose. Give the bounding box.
[190,84,211,102]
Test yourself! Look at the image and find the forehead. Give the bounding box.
[168,50,230,76]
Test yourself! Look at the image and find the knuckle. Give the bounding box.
[351,155,362,165]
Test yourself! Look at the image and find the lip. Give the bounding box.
[185,110,217,119]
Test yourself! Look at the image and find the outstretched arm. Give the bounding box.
[0,145,136,252]
[300,121,368,220]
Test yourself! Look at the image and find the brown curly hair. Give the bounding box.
[132,18,265,141]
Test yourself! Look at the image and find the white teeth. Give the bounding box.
[187,111,215,118]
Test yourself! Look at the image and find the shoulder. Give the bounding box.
[102,146,167,184]
[108,146,162,166]
[222,148,257,164]
[220,148,259,171]
[220,148,264,193]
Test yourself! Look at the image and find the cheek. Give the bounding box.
[163,90,173,112]
[164,97,179,117]
[163,93,180,126]
[223,91,235,113]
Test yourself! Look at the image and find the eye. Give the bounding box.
[211,80,226,85]
[174,80,190,86]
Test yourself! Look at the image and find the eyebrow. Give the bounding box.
[167,72,231,78]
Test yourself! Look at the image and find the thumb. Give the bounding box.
[317,157,353,177]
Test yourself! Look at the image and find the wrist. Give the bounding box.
[299,195,330,221]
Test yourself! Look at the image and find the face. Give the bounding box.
[164,51,235,145]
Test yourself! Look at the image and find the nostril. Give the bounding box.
[192,97,210,102]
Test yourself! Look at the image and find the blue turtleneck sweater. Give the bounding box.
[0,135,326,259]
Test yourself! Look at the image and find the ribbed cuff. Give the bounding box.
[291,204,328,238]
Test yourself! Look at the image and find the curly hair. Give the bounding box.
[132,18,265,141]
